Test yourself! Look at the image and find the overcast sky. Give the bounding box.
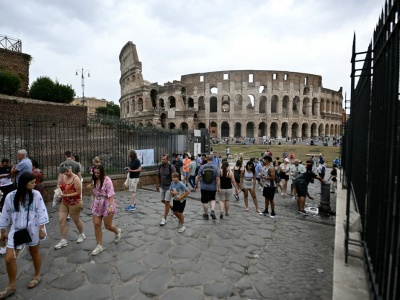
[1,0,384,104]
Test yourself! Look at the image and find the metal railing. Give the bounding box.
[0,35,22,52]
[0,115,193,179]
[342,0,400,299]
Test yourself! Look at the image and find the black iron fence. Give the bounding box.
[0,35,22,52]
[343,0,400,299]
[0,114,194,179]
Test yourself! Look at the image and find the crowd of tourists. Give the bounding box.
[0,147,338,298]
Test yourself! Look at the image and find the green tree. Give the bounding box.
[96,102,120,117]
[29,76,75,103]
[0,70,21,95]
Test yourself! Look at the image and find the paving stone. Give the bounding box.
[114,282,140,300]
[160,287,203,300]
[83,263,113,284]
[116,262,148,281]
[139,268,173,296]
[204,282,234,298]
[142,252,169,268]
[169,261,198,273]
[125,236,145,247]
[48,271,85,290]
[168,245,200,259]
[71,284,112,300]
[149,240,172,253]
[67,249,91,264]
[180,272,203,286]
[32,289,71,300]
[51,257,76,275]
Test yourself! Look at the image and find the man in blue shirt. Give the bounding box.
[194,155,220,220]
[212,151,220,168]
[10,149,32,186]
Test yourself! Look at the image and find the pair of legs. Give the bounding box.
[58,201,84,240]
[243,188,259,211]
[200,189,216,217]
[161,199,173,219]
[92,214,119,246]
[294,181,307,212]
[219,189,232,216]
[127,178,139,208]
[331,181,337,192]
[280,178,287,195]
[188,175,196,189]
[262,186,276,215]
[2,243,41,294]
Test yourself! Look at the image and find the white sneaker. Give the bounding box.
[160,217,166,226]
[91,245,104,256]
[0,247,6,255]
[178,225,186,233]
[77,233,86,243]
[54,239,68,250]
[114,229,122,243]
[177,222,182,228]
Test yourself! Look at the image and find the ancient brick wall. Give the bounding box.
[0,48,31,96]
[0,94,87,125]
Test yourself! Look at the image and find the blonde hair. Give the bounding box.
[92,156,101,165]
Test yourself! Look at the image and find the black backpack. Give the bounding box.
[202,166,215,184]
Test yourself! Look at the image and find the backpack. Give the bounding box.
[234,168,241,183]
[319,165,325,176]
[202,166,215,184]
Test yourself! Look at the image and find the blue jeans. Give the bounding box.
[189,175,196,188]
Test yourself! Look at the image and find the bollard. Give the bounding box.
[319,182,331,213]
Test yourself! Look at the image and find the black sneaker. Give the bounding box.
[203,213,209,220]
[263,210,269,216]
[299,210,309,216]
[220,213,223,219]
[270,211,276,219]
[210,211,217,220]
[233,194,239,201]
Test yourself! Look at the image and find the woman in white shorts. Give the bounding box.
[218,161,239,218]
[240,161,262,214]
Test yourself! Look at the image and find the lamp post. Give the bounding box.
[76,68,90,106]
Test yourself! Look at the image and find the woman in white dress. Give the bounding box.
[0,172,49,297]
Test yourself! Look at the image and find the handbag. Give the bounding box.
[124,173,129,188]
[52,187,62,208]
[13,204,32,248]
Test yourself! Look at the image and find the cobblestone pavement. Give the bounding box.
[0,180,335,299]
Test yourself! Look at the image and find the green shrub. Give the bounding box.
[29,76,75,103]
[0,70,21,95]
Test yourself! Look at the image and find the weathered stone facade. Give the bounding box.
[119,42,342,138]
[0,48,31,96]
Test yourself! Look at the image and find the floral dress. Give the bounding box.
[91,176,116,216]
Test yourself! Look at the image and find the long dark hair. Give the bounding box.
[245,161,255,174]
[14,172,36,211]
[92,164,105,189]
[221,161,229,177]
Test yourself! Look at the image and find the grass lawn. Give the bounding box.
[212,143,341,165]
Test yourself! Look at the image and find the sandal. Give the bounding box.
[27,277,41,289]
[0,287,16,299]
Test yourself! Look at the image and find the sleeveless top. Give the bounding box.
[244,169,254,181]
[60,175,80,205]
[220,170,232,189]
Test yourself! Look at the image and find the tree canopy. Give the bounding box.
[29,76,75,103]
[96,102,120,117]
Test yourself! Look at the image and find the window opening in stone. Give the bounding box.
[223,73,229,80]
[200,75,204,82]
[249,74,253,83]
[210,96,218,112]
[304,77,308,85]
[273,73,277,80]
[284,74,288,80]
[259,85,265,93]
[169,96,176,108]
[247,95,255,109]
[210,87,218,94]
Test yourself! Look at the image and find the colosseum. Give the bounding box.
[119,42,343,139]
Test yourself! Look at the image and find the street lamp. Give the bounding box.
[76,68,90,106]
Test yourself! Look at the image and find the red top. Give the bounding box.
[60,175,80,205]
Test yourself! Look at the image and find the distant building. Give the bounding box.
[119,42,343,139]
[71,97,107,115]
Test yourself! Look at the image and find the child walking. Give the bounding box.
[170,172,190,233]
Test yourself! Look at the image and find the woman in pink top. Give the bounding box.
[89,165,121,256]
